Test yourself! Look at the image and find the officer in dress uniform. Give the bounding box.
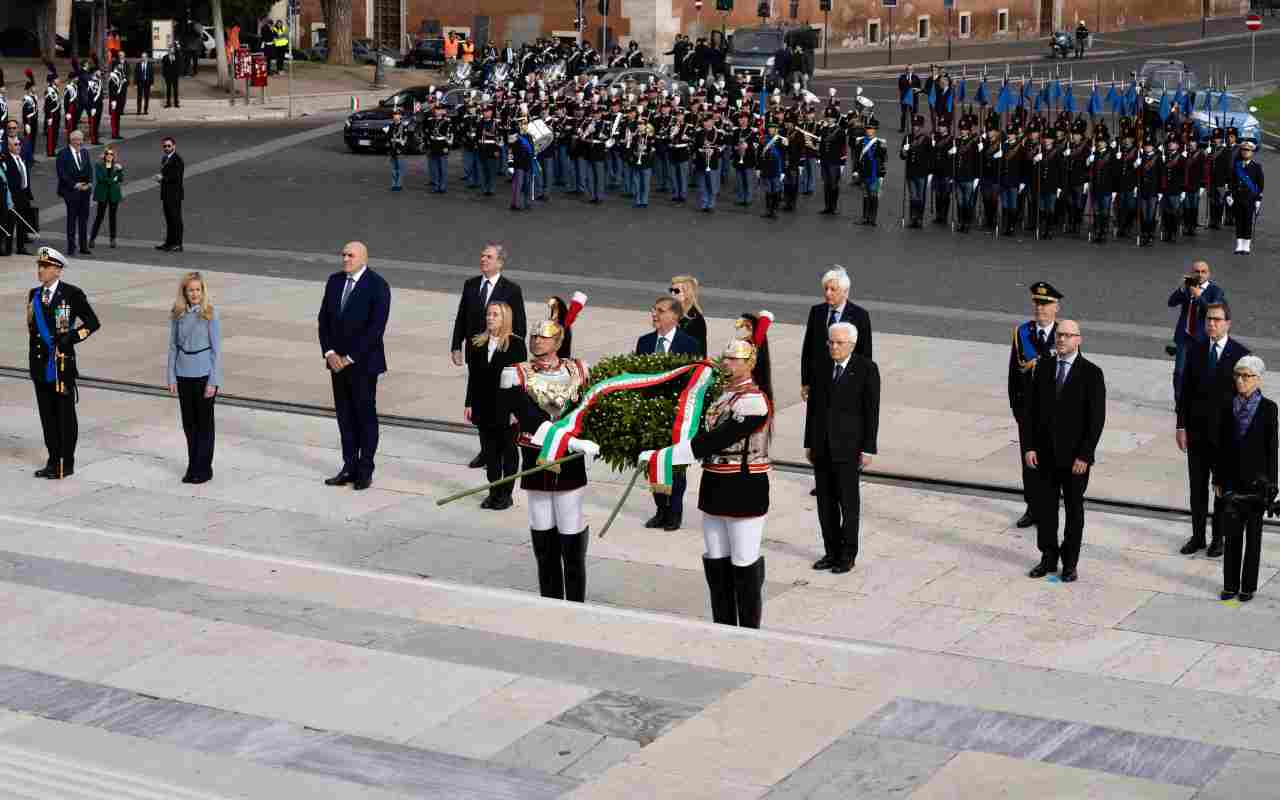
[758,120,787,219]
[86,68,103,145]
[1135,134,1163,247]
[817,106,847,215]
[1087,131,1114,243]
[1183,135,1211,236]
[1208,127,1231,229]
[27,247,101,480]
[1064,120,1090,236]
[850,116,886,226]
[44,74,61,158]
[900,114,932,227]
[22,71,38,165]
[1113,121,1139,239]
[979,118,1002,232]
[641,313,775,629]
[930,118,954,226]
[499,315,600,603]
[1009,281,1062,527]
[108,64,126,140]
[998,124,1024,235]
[1032,125,1063,239]
[424,103,452,193]
[62,74,78,139]
[953,117,980,233]
[1161,136,1186,243]
[1229,139,1264,255]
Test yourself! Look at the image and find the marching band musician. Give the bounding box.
[628,120,655,208]
[640,311,775,629]
[1086,130,1114,244]
[498,303,600,603]
[953,117,981,233]
[817,103,848,216]
[800,105,821,196]
[587,106,609,204]
[758,119,787,219]
[424,103,452,194]
[667,109,690,204]
[44,74,60,158]
[26,246,101,480]
[1161,136,1186,243]
[900,113,932,228]
[850,116,886,226]
[1229,139,1264,255]
[731,109,757,208]
[693,114,722,212]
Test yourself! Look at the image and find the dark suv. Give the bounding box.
[402,38,445,69]
[725,25,816,90]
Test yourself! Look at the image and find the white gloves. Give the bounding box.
[1086,154,1095,165]
[638,450,654,467]
[948,146,956,155]
[1179,192,1185,201]
[978,141,985,152]
[1064,148,1071,157]
[1226,194,1234,206]
[993,150,1002,159]
[1134,158,1142,168]
[1257,200,1263,210]
[567,437,600,467]
[1132,188,1138,197]
[1018,183,1025,192]
[1110,192,1116,201]
[902,143,910,152]
[1056,188,1062,198]
[1111,140,1119,150]
[1158,193,1164,202]
[972,178,980,190]
[1083,182,1090,193]
[1033,153,1043,163]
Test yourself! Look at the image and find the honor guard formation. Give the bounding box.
[0,56,130,170]
[373,50,1264,256]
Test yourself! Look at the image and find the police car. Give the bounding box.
[1192,93,1261,144]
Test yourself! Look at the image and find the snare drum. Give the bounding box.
[527,118,554,154]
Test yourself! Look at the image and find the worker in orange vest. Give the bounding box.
[462,38,475,63]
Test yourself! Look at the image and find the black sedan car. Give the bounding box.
[401,38,445,69]
[343,86,439,153]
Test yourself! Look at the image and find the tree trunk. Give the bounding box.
[212,0,230,89]
[321,0,354,65]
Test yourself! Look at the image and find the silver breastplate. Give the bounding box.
[522,361,584,420]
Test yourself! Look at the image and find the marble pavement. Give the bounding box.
[3,254,1280,797]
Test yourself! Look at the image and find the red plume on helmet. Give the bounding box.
[752,310,773,348]
[563,291,588,329]
[25,68,35,80]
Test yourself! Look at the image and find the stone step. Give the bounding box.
[0,742,231,800]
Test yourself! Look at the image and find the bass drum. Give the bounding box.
[490,61,511,86]
[527,118,555,154]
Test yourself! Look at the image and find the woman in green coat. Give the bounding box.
[90,145,125,249]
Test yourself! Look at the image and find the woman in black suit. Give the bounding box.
[465,301,527,510]
[670,275,708,357]
[1214,355,1279,602]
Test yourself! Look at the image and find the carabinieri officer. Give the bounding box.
[27,246,100,479]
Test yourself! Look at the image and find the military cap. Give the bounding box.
[1071,119,1087,134]
[1029,281,1064,302]
[865,116,880,129]
[1210,126,1223,139]
[1041,125,1057,138]
[985,111,1001,130]
[936,118,950,130]
[911,113,925,127]
[1226,126,1239,137]
[1240,139,1257,151]
[958,117,971,130]
[824,103,839,118]
[37,247,66,269]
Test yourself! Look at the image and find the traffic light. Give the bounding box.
[818,0,831,9]
[757,0,769,18]
[789,0,798,17]
[716,0,734,9]
[598,0,609,15]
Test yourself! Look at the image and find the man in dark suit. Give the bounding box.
[1008,281,1062,528]
[800,265,872,404]
[1168,260,1225,402]
[2,135,37,255]
[897,63,922,133]
[161,46,180,108]
[156,136,184,251]
[451,244,527,467]
[636,296,701,531]
[134,53,154,115]
[1176,301,1248,557]
[55,130,93,256]
[27,247,101,479]
[806,321,880,573]
[318,241,392,490]
[1022,320,1107,583]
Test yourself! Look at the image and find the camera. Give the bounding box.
[1221,480,1280,519]
[1184,275,1199,288]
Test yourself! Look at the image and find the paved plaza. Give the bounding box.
[4,254,1280,797]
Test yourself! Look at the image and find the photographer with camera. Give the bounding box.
[1176,302,1249,558]
[1213,356,1278,602]
[1167,261,1225,403]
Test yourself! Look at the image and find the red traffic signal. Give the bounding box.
[695,0,703,9]
[1246,13,1262,31]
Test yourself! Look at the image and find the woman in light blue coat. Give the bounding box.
[167,272,222,483]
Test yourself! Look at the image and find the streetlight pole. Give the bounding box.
[947,6,952,61]
[888,7,894,66]
[823,7,829,68]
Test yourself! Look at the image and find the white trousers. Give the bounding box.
[526,487,586,534]
[703,513,765,566]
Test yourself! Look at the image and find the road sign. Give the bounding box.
[1246,13,1262,31]
[694,0,702,9]
[882,0,898,7]
[251,52,269,87]
[233,46,250,80]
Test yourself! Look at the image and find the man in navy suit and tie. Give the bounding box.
[637,296,700,530]
[56,130,93,256]
[318,241,392,490]
[1167,260,1225,402]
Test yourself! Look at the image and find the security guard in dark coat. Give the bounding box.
[1009,281,1061,527]
[27,247,100,479]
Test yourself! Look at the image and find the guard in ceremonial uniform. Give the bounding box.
[730,110,757,207]
[929,118,954,226]
[1032,125,1063,239]
[952,118,980,232]
[62,76,77,138]
[1183,135,1210,235]
[27,247,101,480]
[1064,120,1090,236]
[758,120,786,219]
[424,103,452,193]
[1135,135,1162,246]
[850,117,886,225]
[900,114,932,227]
[86,68,103,145]
[1209,128,1231,229]
[641,313,774,629]
[499,316,599,602]
[1009,281,1061,527]
[1160,137,1185,243]
[43,75,60,158]
[979,120,1002,232]
[108,64,126,140]
[21,71,38,165]
[1086,133,1114,243]
[817,109,847,215]
[1229,139,1264,255]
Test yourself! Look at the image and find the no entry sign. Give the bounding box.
[1246,13,1262,31]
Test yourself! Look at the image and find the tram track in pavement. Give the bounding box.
[6,364,1271,531]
